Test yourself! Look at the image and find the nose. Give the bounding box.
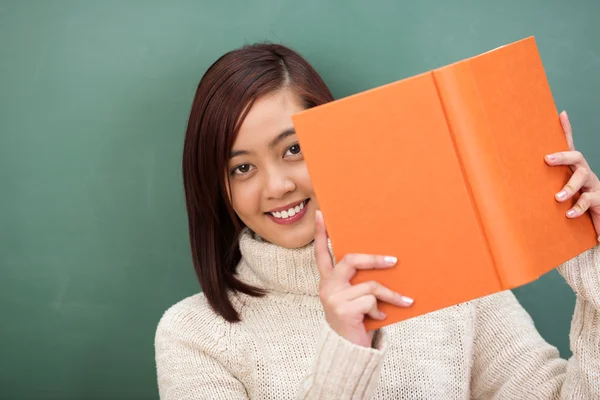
[263,166,296,199]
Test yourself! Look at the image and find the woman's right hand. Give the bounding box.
[314,210,415,348]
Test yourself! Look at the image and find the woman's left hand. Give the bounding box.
[544,110,600,239]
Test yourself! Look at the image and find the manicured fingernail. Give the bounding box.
[546,154,557,162]
[567,208,578,218]
[556,190,567,200]
[315,210,323,223]
[400,295,414,306]
[384,256,397,265]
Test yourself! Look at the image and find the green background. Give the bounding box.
[2,1,599,399]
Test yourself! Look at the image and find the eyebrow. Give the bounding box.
[229,128,296,159]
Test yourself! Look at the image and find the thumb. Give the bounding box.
[314,210,334,278]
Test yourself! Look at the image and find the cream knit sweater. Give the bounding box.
[155,229,600,399]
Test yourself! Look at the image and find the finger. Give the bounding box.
[559,110,575,151]
[566,192,598,218]
[545,150,589,172]
[351,295,386,320]
[555,167,590,202]
[314,210,333,279]
[335,253,398,281]
[339,280,414,307]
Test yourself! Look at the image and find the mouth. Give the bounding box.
[265,199,310,225]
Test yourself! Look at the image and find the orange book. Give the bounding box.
[292,36,597,330]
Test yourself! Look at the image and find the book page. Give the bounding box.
[468,37,597,281]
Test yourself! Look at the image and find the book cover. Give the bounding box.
[291,36,597,329]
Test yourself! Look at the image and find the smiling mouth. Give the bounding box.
[266,199,309,219]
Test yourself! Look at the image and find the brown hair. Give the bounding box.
[182,43,334,322]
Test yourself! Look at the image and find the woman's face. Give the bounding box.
[227,88,319,249]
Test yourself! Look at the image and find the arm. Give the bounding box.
[155,309,388,400]
[471,245,600,399]
[296,321,389,399]
[154,312,249,400]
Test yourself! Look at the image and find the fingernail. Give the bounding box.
[556,190,567,200]
[567,208,578,218]
[378,311,387,320]
[384,256,397,265]
[546,154,557,162]
[400,295,414,306]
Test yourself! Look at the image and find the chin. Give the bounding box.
[252,219,316,249]
[278,231,314,249]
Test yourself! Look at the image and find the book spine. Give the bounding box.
[432,62,533,289]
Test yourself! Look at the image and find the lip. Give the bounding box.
[265,199,310,226]
[265,199,307,214]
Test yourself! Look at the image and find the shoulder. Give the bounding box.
[155,293,234,354]
[154,294,254,397]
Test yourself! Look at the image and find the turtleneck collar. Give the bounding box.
[235,228,322,297]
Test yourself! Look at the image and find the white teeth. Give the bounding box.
[270,200,307,219]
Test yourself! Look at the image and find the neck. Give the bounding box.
[235,228,323,297]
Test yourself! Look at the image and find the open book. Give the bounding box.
[292,36,597,329]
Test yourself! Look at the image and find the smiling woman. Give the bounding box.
[227,89,317,247]
[180,44,333,323]
[155,42,600,400]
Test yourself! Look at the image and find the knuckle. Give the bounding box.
[334,304,349,318]
[342,254,357,266]
[319,286,331,301]
[367,295,377,308]
[574,151,584,160]
[580,192,592,203]
[575,195,590,211]
[323,295,337,309]
[367,280,379,292]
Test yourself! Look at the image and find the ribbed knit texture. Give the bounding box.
[155,229,600,399]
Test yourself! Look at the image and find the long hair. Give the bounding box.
[182,43,334,322]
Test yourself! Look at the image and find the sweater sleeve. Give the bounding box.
[155,299,389,400]
[470,245,600,399]
[296,320,389,399]
[154,310,248,400]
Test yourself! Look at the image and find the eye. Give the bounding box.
[284,143,302,157]
[230,163,255,176]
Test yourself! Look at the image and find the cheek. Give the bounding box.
[229,180,263,218]
[295,163,314,193]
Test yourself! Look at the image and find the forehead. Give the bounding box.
[235,89,304,147]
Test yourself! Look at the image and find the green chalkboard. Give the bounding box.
[1,1,599,399]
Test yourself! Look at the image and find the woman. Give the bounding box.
[155,43,600,399]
